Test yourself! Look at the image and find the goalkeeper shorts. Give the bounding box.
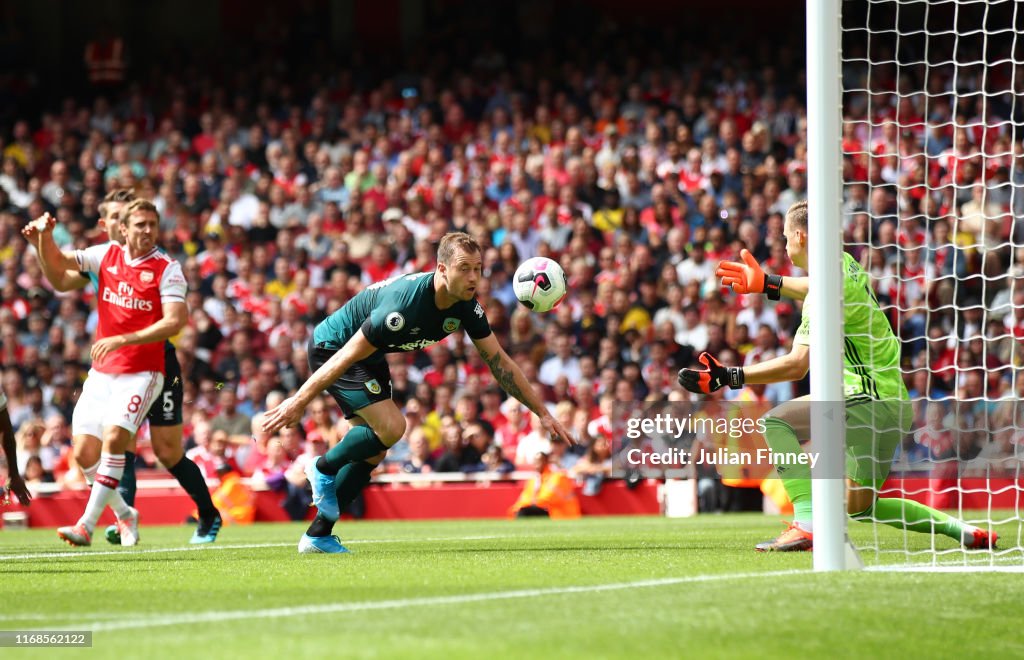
[845,398,915,490]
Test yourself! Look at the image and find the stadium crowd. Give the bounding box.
[1,23,1022,505]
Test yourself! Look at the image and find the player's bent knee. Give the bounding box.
[151,435,184,467]
[761,411,795,433]
[378,417,407,446]
[846,489,876,518]
[73,436,101,467]
[103,425,135,452]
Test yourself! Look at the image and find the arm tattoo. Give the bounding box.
[480,348,536,414]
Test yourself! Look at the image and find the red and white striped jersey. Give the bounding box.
[76,242,186,374]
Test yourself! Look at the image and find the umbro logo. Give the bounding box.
[107,265,118,275]
[409,327,421,335]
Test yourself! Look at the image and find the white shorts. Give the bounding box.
[72,369,164,439]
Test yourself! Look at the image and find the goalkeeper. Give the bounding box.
[679,201,996,551]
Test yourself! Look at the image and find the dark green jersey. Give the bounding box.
[313,271,492,362]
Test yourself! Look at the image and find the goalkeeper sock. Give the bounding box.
[168,456,218,519]
[305,462,375,537]
[861,498,970,542]
[118,451,137,507]
[316,426,388,476]
[762,417,813,529]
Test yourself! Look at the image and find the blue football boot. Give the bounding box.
[298,534,350,554]
[305,461,339,520]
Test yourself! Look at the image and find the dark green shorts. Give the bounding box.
[307,338,392,419]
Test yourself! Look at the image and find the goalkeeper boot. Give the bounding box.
[57,523,92,547]
[105,524,121,545]
[190,511,223,544]
[755,522,813,552]
[298,534,350,554]
[965,528,998,550]
[306,460,339,521]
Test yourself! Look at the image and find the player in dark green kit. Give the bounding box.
[262,232,573,554]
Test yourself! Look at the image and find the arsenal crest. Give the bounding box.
[140,270,154,283]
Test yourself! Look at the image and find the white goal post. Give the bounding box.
[807,0,850,572]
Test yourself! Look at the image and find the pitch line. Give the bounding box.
[68,570,807,632]
[0,535,514,561]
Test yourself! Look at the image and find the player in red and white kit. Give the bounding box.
[33,200,187,546]
[25,188,221,545]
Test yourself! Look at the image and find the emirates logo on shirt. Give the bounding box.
[102,281,154,311]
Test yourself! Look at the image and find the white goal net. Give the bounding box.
[841,0,1024,568]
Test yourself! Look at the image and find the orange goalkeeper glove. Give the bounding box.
[715,249,783,300]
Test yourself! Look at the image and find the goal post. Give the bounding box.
[807,0,851,572]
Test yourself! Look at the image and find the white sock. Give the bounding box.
[795,520,814,533]
[82,462,98,486]
[108,487,132,520]
[77,454,125,532]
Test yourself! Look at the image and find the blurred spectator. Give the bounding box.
[204,462,255,526]
[210,389,252,443]
[539,333,581,387]
[571,436,613,496]
[400,427,435,475]
[281,432,327,520]
[508,451,581,519]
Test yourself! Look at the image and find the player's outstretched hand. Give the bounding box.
[90,336,128,363]
[21,212,56,242]
[5,474,31,506]
[539,412,576,446]
[262,395,307,435]
[716,248,767,295]
[677,352,743,394]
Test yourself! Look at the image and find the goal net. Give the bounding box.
[841,0,1024,568]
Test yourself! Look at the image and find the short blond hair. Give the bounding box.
[99,189,136,220]
[120,199,160,225]
[437,232,481,266]
[786,200,808,231]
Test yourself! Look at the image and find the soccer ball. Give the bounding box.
[513,257,568,313]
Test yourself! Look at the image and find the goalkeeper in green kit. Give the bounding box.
[679,201,996,551]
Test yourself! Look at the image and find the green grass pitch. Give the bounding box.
[1,515,1021,658]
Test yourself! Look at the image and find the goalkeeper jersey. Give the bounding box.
[794,251,908,401]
